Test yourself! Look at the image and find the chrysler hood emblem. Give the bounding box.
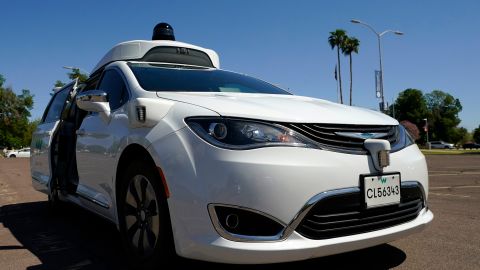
[335,132,388,140]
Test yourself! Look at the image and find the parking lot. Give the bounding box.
[0,155,479,269]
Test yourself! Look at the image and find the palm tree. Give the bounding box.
[341,37,360,106]
[328,29,347,104]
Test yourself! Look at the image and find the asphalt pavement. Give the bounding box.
[0,155,479,269]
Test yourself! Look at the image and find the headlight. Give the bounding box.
[185,117,319,150]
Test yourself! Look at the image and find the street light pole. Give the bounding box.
[423,118,430,149]
[350,19,403,113]
[377,34,384,110]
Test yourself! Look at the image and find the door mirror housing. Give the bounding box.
[76,90,111,122]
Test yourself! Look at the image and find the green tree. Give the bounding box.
[450,127,470,146]
[473,125,480,143]
[391,88,428,126]
[341,36,360,106]
[0,75,35,148]
[67,68,88,83]
[53,68,88,95]
[54,80,66,88]
[328,29,347,104]
[425,90,462,142]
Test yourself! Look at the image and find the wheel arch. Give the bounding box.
[116,143,157,196]
[114,143,170,224]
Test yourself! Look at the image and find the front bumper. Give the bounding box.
[148,127,432,264]
[186,208,433,264]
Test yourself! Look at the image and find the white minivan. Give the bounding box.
[31,24,432,269]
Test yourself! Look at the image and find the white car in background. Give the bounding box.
[429,141,455,149]
[30,23,433,268]
[7,148,31,158]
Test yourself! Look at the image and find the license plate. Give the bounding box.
[364,173,401,208]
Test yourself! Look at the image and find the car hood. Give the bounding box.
[156,92,398,125]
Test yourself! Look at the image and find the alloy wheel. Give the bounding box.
[124,175,160,257]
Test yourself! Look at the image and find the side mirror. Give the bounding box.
[76,90,111,123]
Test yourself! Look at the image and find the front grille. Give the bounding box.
[284,123,399,154]
[296,183,424,240]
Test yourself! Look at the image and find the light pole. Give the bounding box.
[423,118,430,149]
[350,19,403,113]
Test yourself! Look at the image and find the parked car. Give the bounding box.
[429,141,455,149]
[30,23,433,268]
[7,148,31,158]
[463,142,480,149]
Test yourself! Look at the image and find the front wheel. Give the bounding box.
[118,161,174,269]
[9,154,16,158]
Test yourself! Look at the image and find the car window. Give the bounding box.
[128,62,291,95]
[42,88,70,123]
[97,69,129,111]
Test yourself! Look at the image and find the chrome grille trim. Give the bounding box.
[284,123,400,154]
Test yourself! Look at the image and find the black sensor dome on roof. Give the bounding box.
[152,22,175,41]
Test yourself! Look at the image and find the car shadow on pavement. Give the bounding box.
[0,201,406,270]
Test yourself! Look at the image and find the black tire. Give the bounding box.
[118,161,175,269]
[9,154,16,158]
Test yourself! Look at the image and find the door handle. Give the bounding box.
[76,129,86,136]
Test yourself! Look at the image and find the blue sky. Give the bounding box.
[1,1,478,130]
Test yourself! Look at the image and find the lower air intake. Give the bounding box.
[296,182,424,240]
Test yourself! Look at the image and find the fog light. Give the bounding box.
[211,205,284,237]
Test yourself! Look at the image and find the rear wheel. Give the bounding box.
[9,154,16,158]
[118,161,174,269]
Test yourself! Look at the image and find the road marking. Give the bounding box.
[430,170,480,173]
[430,172,480,176]
[429,192,470,198]
[431,185,480,190]
[444,166,480,169]
[0,192,17,196]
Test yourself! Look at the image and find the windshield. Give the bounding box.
[128,62,291,95]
